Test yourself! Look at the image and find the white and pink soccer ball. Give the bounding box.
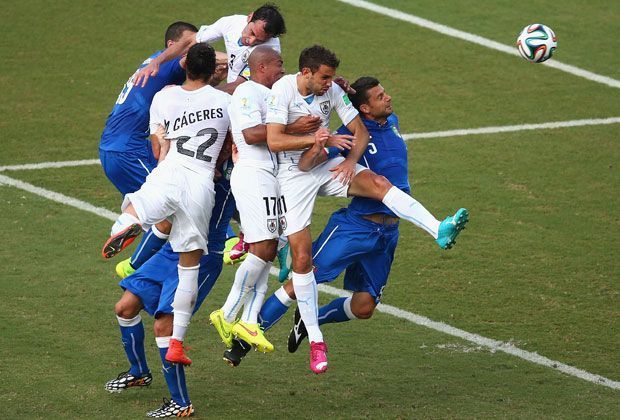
[516,24,557,63]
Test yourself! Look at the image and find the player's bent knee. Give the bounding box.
[353,305,375,319]
[351,296,377,319]
[371,174,392,197]
[155,220,172,235]
[153,315,173,337]
[114,300,141,319]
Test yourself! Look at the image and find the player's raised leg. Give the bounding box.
[102,204,143,259]
[116,220,172,279]
[347,171,469,249]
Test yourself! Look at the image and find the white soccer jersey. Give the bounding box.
[149,85,231,176]
[265,74,359,163]
[196,15,281,83]
[228,80,277,171]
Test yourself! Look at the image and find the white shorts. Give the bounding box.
[123,159,214,254]
[231,164,281,243]
[277,156,367,236]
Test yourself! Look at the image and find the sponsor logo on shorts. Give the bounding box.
[279,215,287,232]
[267,218,277,233]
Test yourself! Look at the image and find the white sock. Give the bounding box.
[116,314,142,327]
[221,253,267,322]
[171,264,200,341]
[111,212,141,236]
[382,186,440,238]
[342,297,358,320]
[151,224,170,240]
[275,286,295,307]
[155,336,171,348]
[292,270,323,343]
[241,262,272,323]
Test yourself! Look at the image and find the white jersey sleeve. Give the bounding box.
[230,82,263,130]
[149,91,165,134]
[330,83,358,126]
[265,77,293,125]
[229,81,276,169]
[196,16,237,43]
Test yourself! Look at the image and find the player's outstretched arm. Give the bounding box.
[343,115,369,163]
[134,34,196,87]
[266,123,315,152]
[329,116,369,184]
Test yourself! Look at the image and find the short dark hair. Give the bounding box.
[251,3,286,37]
[164,21,198,47]
[298,45,340,73]
[348,76,381,111]
[185,43,216,82]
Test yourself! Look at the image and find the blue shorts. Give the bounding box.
[99,147,157,197]
[312,208,399,303]
[120,243,222,318]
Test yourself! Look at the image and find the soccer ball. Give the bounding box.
[516,24,557,63]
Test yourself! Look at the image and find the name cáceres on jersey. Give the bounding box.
[165,108,225,132]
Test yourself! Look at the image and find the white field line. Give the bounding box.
[0,158,100,172]
[267,266,620,390]
[0,174,118,221]
[1,117,619,173]
[404,117,620,140]
[336,0,620,89]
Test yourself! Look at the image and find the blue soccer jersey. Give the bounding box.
[336,113,410,218]
[119,173,236,317]
[100,51,185,153]
[311,114,411,299]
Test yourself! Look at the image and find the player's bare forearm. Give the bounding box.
[158,140,170,163]
[242,124,267,145]
[150,134,161,160]
[285,115,321,135]
[215,132,233,169]
[345,116,370,163]
[215,76,246,95]
[266,124,315,152]
[298,143,328,172]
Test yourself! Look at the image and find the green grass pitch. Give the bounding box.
[1,0,618,418]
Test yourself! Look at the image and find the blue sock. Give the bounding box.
[130,227,167,269]
[318,297,355,325]
[259,292,291,331]
[157,340,190,406]
[118,316,149,376]
[225,224,236,240]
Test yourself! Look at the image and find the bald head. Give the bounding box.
[247,45,284,88]
[248,45,281,70]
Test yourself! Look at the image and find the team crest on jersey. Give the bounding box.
[241,49,251,64]
[267,218,277,233]
[319,101,330,115]
[391,126,402,138]
[278,215,287,232]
